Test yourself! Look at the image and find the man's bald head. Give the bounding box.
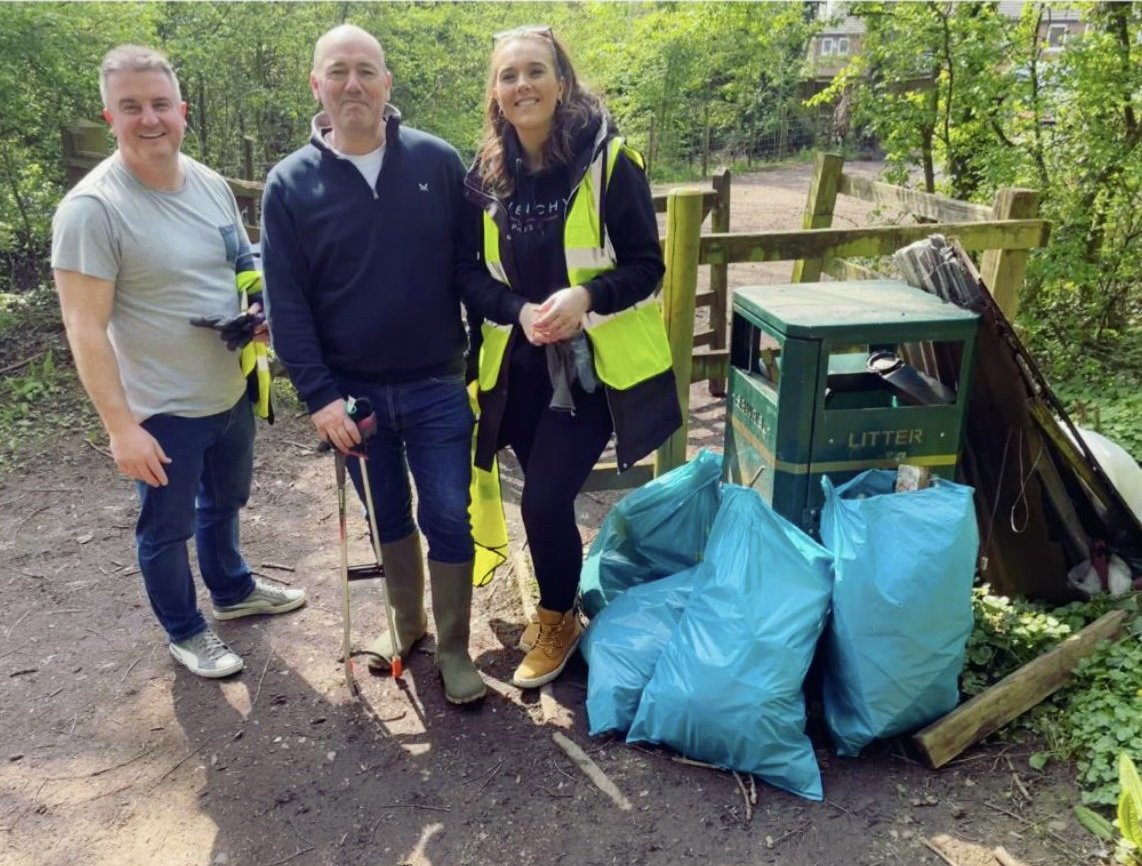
[313,24,385,72]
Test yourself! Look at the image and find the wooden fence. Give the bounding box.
[642,152,1050,485]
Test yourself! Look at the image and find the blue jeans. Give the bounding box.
[339,373,474,564]
[136,398,256,642]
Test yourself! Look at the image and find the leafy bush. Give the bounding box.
[962,588,1141,807]
[1057,632,1142,806]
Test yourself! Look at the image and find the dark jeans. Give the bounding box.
[499,362,613,613]
[136,398,256,643]
[338,373,475,564]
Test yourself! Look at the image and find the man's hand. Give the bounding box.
[533,286,590,344]
[312,398,362,455]
[189,309,265,351]
[249,301,270,345]
[110,423,172,487]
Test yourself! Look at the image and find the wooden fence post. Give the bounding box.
[707,168,731,397]
[60,120,109,187]
[980,188,1039,320]
[790,151,844,283]
[242,135,255,181]
[655,189,703,476]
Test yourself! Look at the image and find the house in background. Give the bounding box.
[800,1,1089,144]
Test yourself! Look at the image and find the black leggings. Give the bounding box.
[498,366,613,613]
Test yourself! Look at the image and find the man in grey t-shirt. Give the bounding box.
[52,44,306,679]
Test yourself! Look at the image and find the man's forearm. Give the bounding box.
[65,323,138,436]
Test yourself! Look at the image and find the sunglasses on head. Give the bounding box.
[492,25,554,44]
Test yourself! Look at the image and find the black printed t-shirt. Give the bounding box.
[507,161,573,306]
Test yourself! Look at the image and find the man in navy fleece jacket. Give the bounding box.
[260,24,511,706]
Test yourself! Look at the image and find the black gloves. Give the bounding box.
[189,311,265,351]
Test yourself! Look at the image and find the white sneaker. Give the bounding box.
[169,628,244,678]
[212,578,307,621]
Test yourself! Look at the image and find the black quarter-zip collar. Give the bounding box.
[310,104,403,198]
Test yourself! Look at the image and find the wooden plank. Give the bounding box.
[980,188,1040,319]
[838,174,993,222]
[699,219,1049,266]
[690,350,729,384]
[707,168,731,397]
[694,289,715,307]
[692,329,716,348]
[227,177,265,198]
[652,189,718,217]
[656,190,704,476]
[582,460,654,493]
[912,609,1128,769]
[825,257,886,281]
[791,152,844,283]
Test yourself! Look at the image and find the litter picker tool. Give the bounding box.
[327,396,404,696]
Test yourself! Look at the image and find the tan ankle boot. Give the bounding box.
[518,612,540,652]
[511,606,583,689]
[365,533,428,671]
[429,559,486,704]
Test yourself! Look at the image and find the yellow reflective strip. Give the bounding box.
[583,294,658,329]
[565,247,613,270]
[478,321,512,392]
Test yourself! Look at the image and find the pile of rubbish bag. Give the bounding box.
[579,450,979,801]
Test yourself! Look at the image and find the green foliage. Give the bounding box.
[962,587,1141,809]
[0,1,825,296]
[1120,752,1142,863]
[816,2,1141,413]
[1056,631,1142,807]
[961,585,1073,696]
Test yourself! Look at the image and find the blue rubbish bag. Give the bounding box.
[581,565,704,737]
[820,470,978,758]
[627,485,834,801]
[580,450,722,618]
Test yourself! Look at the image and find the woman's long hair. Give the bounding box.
[475,29,605,199]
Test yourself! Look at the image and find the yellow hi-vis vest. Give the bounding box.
[467,382,508,586]
[476,136,673,396]
[235,269,274,423]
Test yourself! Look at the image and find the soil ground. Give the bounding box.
[0,159,1106,866]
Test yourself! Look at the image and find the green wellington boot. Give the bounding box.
[365,532,428,672]
[429,558,487,704]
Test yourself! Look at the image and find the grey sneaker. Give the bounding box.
[212,578,307,621]
[169,628,244,678]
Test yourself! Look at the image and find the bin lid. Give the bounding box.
[732,280,978,340]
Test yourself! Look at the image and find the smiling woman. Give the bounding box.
[463,26,681,691]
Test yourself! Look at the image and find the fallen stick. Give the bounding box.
[994,846,1031,866]
[552,731,632,811]
[732,770,753,823]
[0,352,43,377]
[922,836,963,866]
[83,438,113,459]
[913,609,1128,768]
[259,562,296,572]
[149,741,207,788]
[671,755,720,771]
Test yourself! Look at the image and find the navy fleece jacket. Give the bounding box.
[260,108,510,414]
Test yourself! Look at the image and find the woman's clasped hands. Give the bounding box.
[519,285,591,344]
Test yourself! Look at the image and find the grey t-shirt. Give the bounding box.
[51,152,248,420]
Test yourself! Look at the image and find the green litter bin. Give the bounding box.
[723,279,979,535]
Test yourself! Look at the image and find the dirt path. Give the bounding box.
[0,160,1100,866]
